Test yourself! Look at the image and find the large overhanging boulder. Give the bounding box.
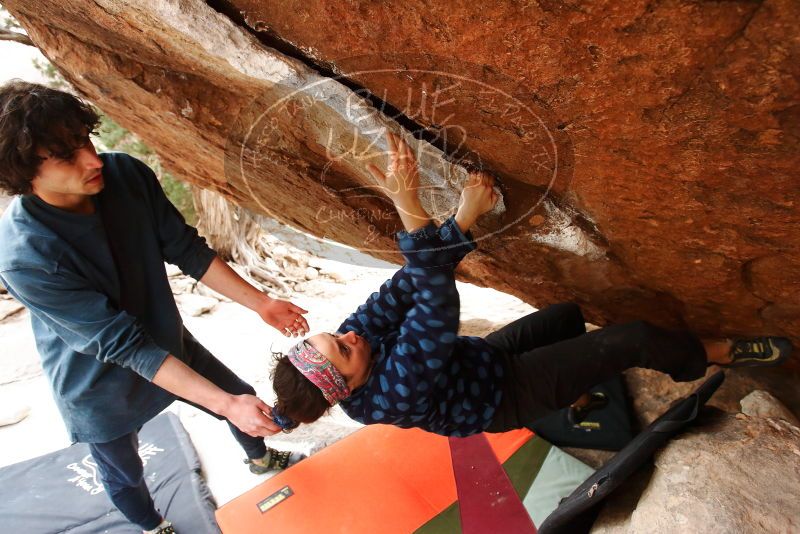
[5,0,799,356]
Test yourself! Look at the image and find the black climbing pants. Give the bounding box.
[484,302,708,432]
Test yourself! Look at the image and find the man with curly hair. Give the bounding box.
[0,80,305,533]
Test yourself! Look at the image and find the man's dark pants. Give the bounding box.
[89,339,267,531]
[485,302,708,432]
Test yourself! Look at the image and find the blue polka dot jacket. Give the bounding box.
[337,216,505,437]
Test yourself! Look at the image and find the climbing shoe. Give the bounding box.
[723,337,792,368]
[143,520,175,534]
[567,392,609,427]
[244,447,305,474]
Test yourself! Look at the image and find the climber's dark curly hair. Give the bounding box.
[270,351,330,424]
[0,79,100,195]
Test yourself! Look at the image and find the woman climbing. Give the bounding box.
[269,131,793,436]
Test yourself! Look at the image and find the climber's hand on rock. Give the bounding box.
[368,131,423,206]
[455,170,499,233]
[367,131,430,232]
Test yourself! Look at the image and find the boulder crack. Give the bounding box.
[205,0,464,164]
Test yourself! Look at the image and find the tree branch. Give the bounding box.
[0,28,34,47]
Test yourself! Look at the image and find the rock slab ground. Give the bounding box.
[592,411,800,533]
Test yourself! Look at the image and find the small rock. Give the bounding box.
[0,299,24,321]
[175,294,218,317]
[265,257,281,272]
[0,404,30,427]
[285,265,308,280]
[326,272,347,283]
[165,263,183,278]
[169,277,196,295]
[285,252,309,268]
[272,245,289,258]
[304,267,319,280]
[740,390,800,427]
[195,284,231,303]
[307,257,326,269]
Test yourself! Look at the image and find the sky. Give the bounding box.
[0,38,48,208]
[0,39,48,84]
[2,4,48,84]
[0,18,101,194]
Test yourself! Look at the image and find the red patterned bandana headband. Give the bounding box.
[287,340,351,406]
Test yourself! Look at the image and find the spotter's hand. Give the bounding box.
[258,298,309,337]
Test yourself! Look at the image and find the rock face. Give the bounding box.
[592,412,800,533]
[741,389,800,426]
[625,366,800,426]
[5,0,800,356]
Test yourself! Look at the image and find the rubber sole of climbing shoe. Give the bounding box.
[722,337,792,368]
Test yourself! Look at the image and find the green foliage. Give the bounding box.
[31,58,69,90]
[160,173,197,226]
[1,5,24,31]
[95,115,197,226]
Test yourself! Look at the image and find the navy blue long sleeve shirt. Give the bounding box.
[0,152,216,443]
[337,217,505,437]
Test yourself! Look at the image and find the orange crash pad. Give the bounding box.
[215,425,533,533]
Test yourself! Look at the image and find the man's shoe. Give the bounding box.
[245,447,305,474]
[567,392,608,427]
[723,337,793,368]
